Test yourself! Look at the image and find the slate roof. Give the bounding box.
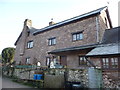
[102,26,120,44]
[14,27,38,45]
[86,26,120,56]
[33,6,108,35]
[86,43,120,56]
[48,44,98,54]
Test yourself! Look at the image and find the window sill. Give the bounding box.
[48,44,56,46]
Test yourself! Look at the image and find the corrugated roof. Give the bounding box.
[33,6,107,35]
[86,43,120,56]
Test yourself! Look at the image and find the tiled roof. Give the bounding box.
[33,6,107,35]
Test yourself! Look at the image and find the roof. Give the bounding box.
[14,27,38,45]
[48,44,98,54]
[33,6,108,35]
[102,26,120,44]
[86,43,120,56]
[86,26,120,56]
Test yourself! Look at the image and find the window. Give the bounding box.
[37,61,41,67]
[79,57,87,65]
[26,57,30,64]
[102,58,109,68]
[46,57,51,66]
[53,56,60,65]
[48,37,56,46]
[102,57,119,69]
[27,31,30,36]
[72,32,83,41]
[111,58,118,68]
[27,41,33,48]
[105,17,108,28]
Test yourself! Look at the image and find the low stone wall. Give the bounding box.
[14,69,35,80]
[44,74,65,88]
[67,69,88,87]
[102,73,120,88]
[3,67,104,88]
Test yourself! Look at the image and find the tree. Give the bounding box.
[1,47,15,64]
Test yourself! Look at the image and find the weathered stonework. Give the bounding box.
[14,7,111,69]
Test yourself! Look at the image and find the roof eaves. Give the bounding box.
[14,32,22,45]
[33,6,107,35]
[48,44,98,54]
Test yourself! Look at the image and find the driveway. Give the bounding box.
[2,77,32,88]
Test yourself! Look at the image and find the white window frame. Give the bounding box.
[48,37,56,46]
[26,57,30,64]
[72,32,83,41]
[111,58,118,68]
[27,41,33,48]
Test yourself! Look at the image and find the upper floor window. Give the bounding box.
[27,31,30,37]
[48,37,56,46]
[79,56,87,65]
[72,32,83,41]
[27,41,33,48]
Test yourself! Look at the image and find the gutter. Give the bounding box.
[85,57,96,68]
[96,16,99,43]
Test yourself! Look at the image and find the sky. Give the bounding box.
[0,0,119,54]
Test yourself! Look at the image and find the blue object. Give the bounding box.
[33,74,37,80]
[37,74,42,80]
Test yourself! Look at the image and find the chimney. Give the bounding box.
[24,19,32,28]
[49,18,55,26]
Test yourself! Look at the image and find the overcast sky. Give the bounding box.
[0,0,119,53]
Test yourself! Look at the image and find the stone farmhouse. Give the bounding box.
[14,6,119,78]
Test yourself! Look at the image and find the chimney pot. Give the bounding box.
[49,18,55,26]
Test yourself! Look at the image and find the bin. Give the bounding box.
[33,74,37,80]
[37,74,43,80]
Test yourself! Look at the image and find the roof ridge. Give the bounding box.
[33,6,107,35]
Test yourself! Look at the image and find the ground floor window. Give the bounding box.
[111,58,118,68]
[101,57,119,69]
[26,57,30,64]
[79,56,87,65]
[46,56,67,67]
[102,58,109,68]
[46,57,51,66]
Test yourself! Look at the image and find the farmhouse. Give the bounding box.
[14,6,114,69]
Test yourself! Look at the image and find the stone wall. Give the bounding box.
[67,69,88,87]
[2,67,106,88]
[102,73,120,88]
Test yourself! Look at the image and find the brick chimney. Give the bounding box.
[24,19,32,28]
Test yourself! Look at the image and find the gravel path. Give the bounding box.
[2,77,32,88]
